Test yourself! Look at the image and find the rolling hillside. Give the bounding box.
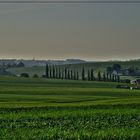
[7,60,140,79]
[0,77,139,139]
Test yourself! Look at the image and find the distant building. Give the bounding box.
[16,62,25,67]
[112,70,122,76]
[130,79,139,85]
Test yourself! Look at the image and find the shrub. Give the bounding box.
[33,74,39,78]
[20,73,29,78]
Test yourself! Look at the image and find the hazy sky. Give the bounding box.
[0,2,140,60]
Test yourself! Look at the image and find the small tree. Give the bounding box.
[20,73,29,78]
[33,74,39,78]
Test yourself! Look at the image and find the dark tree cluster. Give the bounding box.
[45,64,120,83]
[45,64,79,80]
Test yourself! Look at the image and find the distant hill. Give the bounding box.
[7,59,140,79]
[0,59,86,67]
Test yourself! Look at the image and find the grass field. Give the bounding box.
[0,77,140,139]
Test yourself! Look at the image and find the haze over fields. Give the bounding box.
[0,1,140,60]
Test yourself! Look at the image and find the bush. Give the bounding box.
[42,75,46,78]
[125,79,131,83]
[20,73,29,78]
[33,74,39,78]
[121,79,130,83]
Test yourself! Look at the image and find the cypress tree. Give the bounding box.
[103,72,106,82]
[74,70,77,80]
[55,67,57,79]
[45,64,49,78]
[114,75,117,82]
[58,68,61,79]
[82,67,85,80]
[88,70,90,81]
[68,70,70,80]
[64,67,67,79]
[91,69,94,81]
[109,74,112,81]
[49,68,52,78]
[112,74,115,82]
[117,75,120,83]
[62,69,64,79]
[70,70,73,80]
[106,73,109,81]
[52,66,55,78]
[76,71,79,80]
[98,71,101,81]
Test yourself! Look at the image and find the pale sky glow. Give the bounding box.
[0,3,140,61]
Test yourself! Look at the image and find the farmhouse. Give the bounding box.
[130,79,139,85]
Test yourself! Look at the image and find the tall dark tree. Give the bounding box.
[106,73,109,81]
[58,68,61,79]
[70,70,73,80]
[117,75,120,83]
[74,70,77,80]
[55,67,59,79]
[103,72,106,82]
[64,67,67,79]
[68,70,70,80]
[52,66,55,78]
[45,64,49,78]
[114,75,117,82]
[88,70,90,81]
[62,69,64,79]
[91,69,94,81]
[112,74,115,82]
[76,71,79,80]
[109,74,112,81]
[82,67,85,80]
[49,68,52,78]
[98,71,101,81]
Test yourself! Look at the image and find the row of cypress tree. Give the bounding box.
[45,64,120,82]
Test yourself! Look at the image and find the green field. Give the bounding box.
[0,77,140,139]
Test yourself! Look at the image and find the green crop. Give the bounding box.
[0,77,139,139]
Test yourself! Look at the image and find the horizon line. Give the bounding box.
[0,0,140,4]
[0,58,139,62]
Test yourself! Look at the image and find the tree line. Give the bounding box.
[45,64,120,82]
